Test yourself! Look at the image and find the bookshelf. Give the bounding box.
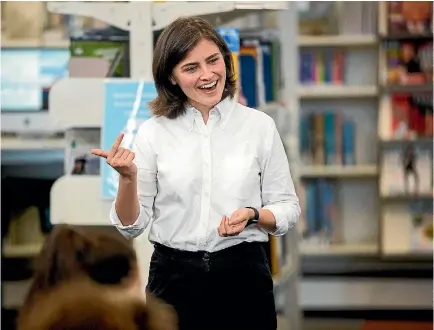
[296,3,380,259]
[294,1,433,312]
[377,1,433,260]
[296,1,433,261]
[233,1,431,312]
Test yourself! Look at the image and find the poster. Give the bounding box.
[101,80,156,199]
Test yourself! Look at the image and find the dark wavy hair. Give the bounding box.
[149,16,236,119]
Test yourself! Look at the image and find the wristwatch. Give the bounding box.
[245,207,259,226]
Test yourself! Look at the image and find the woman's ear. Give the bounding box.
[169,76,177,85]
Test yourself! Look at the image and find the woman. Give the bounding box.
[92,16,300,330]
[19,280,177,330]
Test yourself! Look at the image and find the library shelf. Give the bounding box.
[1,136,66,151]
[299,35,377,48]
[2,243,43,258]
[299,165,378,179]
[300,242,378,256]
[381,84,434,94]
[298,85,378,99]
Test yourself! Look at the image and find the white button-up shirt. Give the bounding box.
[110,97,300,252]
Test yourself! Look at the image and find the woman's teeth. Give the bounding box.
[199,81,217,89]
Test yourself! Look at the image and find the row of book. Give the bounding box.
[299,50,345,86]
[299,112,355,166]
[298,178,433,252]
[298,179,340,246]
[238,38,280,109]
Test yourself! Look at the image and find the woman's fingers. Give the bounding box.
[218,216,228,237]
[108,133,125,159]
[126,152,136,164]
[224,217,233,235]
[91,149,109,158]
[114,148,127,159]
[90,133,124,160]
[218,216,242,237]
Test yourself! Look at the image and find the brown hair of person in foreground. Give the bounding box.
[18,280,178,330]
[20,224,140,317]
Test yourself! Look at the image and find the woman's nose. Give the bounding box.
[200,64,213,80]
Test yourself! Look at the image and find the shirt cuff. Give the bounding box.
[262,203,297,236]
[110,201,146,239]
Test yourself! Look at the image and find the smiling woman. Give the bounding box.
[149,17,236,120]
[91,15,300,330]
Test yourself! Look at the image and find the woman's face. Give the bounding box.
[171,38,227,113]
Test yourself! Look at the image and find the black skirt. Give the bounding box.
[146,241,277,330]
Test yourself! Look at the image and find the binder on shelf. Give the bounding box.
[216,27,241,100]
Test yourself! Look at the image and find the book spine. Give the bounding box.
[314,113,325,165]
[335,112,343,165]
[324,112,336,165]
[342,119,355,165]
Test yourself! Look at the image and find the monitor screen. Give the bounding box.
[1,48,70,112]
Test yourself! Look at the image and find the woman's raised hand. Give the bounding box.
[91,133,137,179]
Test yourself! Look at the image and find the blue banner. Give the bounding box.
[101,80,156,199]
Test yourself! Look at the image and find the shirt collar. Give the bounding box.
[183,96,236,131]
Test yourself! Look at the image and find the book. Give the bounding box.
[386,39,433,85]
[238,37,280,108]
[299,111,354,166]
[299,179,340,247]
[381,92,433,140]
[409,200,433,252]
[387,1,433,36]
[299,49,344,86]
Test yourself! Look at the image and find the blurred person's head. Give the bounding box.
[18,280,177,330]
[21,225,141,314]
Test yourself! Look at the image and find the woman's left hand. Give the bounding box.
[217,208,250,237]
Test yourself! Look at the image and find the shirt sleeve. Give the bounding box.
[261,119,300,236]
[110,122,158,239]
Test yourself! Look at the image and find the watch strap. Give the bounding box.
[245,207,259,226]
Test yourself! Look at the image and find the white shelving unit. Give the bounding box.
[299,164,378,179]
[45,2,301,329]
[376,2,433,260]
[297,85,378,99]
[295,1,432,313]
[1,136,66,151]
[298,35,377,47]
